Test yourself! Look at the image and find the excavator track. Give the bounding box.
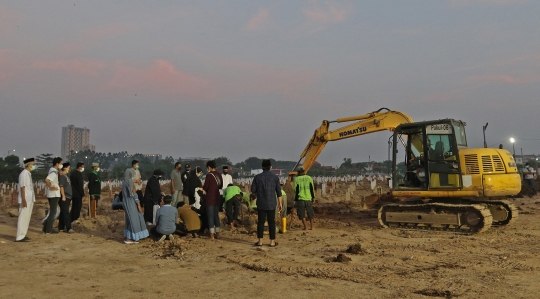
[378,203,493,233]
[462,199,518,226]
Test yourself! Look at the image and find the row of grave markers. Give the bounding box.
[2,174,391,206]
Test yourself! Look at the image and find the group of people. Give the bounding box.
[120,158,317,246]
[15,157,317,248]
[15,157,95,241]
[120,160,234,243]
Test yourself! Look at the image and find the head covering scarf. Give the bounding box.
[124,168,136,181]
[123,168,136,197]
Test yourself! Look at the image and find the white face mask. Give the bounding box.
[96,168,100,172]
[80,168,85,172]
[58,164,63,170]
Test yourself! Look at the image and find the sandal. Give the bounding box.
[254,242,263,247]
[270,242,278,247]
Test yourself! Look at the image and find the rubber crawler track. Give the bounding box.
[464,199,518,226]
[378,203,493,233]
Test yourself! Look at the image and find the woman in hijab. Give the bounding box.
[122,168,149,244]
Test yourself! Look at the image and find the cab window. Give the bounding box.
[427,135,453,160]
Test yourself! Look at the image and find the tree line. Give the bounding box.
[3,150,536,183]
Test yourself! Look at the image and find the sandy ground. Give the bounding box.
[1,183,540,299]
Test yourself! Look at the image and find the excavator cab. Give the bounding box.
[393,119,465,190]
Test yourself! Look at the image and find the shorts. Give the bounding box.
[296,200,314,219]
[286,207,293,215]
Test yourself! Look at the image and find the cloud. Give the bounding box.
[32,59,107,76]
[107,60,215,100]
[302,2,351,25]
[105,57,321,102]
[246,8,270,31]
[448,0,528,7]
[466,73,540,84]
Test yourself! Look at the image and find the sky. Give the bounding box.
[1,0,539,167]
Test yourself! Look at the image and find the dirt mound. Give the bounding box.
[346,243,366,254]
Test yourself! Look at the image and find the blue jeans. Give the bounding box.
[206,205,221,234]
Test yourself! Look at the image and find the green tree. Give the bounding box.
[153,158,175,179]
[244,157,262,170]
[0,155,23,183]
[110,163,129,180]
[36,153,54,170]
[526,159,538,169]
[214,156,232,168]
[340,158,352,169]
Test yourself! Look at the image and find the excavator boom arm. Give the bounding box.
[291,108,413,175]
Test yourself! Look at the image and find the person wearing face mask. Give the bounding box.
[70,162,85,224]
[15,158,36,242]
[131,160,144,207]
[43,157,63,234]
[58,162,74,233]
[144,169,165,225]
[88,162,102,218]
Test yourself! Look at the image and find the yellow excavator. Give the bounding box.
[288,108,520,233]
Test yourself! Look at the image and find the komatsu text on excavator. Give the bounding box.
[288,108,520,233]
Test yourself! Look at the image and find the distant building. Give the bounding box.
[182,157,212,162]
[251,169,263,175]
[250,168,286,176]
[270,168,287,176]
[61,125,95,158]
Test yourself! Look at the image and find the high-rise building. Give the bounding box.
[61,125,95,158]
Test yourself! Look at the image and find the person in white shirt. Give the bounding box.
[523,163,538,195]
[221,166,233,195]
[15,158,36,242]
[43,157,63,234]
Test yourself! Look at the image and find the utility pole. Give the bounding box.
[510,138,516,159]
[482,123,488,148]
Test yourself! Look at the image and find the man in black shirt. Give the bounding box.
[70,162,85,224]
[58,163,74,233]
[88,162,101,218]
[145,169,165,225]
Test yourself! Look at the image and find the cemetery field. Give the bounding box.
[1,179,540,298]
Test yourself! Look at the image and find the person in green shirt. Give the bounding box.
[294,166,315,230]
[223,184,242,228]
